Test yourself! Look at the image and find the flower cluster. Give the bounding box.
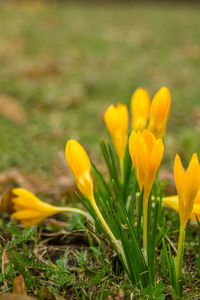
[4,86,200,297]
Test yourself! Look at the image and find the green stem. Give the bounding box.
[175,224,185,291]
[143,191,149,264]
[120,157,124,184]
[57,206,92,220]
[90,196,128,269]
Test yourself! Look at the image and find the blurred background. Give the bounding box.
[0,0,200,184]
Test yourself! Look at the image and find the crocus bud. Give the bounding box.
[65,139,94,202]
[104,103,128,163]
[148,87,171,139]
[129,129,164,200]
[174,153,200,228]
[131,88,150,131]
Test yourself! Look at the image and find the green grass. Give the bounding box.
[0,2,200,176]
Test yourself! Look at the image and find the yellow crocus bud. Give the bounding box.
[65,139,94,202]
[174,153,200,228]
[104,103,129,165]
[11,188,89,226]
[131,88,150,131]
[65,139,127,264]
[162,192,200,223]
[148,87,171,139]
[129,129,164,199]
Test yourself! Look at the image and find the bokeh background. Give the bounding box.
[0,0,200,180]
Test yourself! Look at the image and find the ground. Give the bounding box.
[0,2,200,299]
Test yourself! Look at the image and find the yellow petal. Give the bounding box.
[11,207,59,225]
[190,202,200,222]
[129,130,137,167]
[104,104,117,133]
[131,88,150,131]
[147,138,164,194]
[65,139,94,201]
[65,140,91,178]
[163,194,200,223]
[162,195,179,212]
[174,153,200,226]
[148,87,171,139]
[184,153,200,208]
[104,103,128,160]
[174,154,185,203]
[129,129,164,195]
[195,190,200,204]
[142,129,155,153]
[11,209,46,220]
[20,217,45,226]
[134,131,148,191]
[12,188,62,214]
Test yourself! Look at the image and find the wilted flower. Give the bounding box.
[11,188,89,226]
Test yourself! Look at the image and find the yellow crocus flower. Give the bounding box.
[174,153,200,228]
[148,87,171,139]
[65,139,126,264]
[163,192,200,223]
[11,188,89,226]
[173,153,200,286]
[104,103,129,168]
[131,88,150,131]
[129,129,164,259]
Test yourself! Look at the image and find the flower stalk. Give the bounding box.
[175,225,185,288]
[89,195,126,266]
[142,191,149,263]
[65,139,127,268]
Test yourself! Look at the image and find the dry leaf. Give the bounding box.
[53,293,65,300]
[193,106,200,130]
[40,287,51,299]
[2,247,9,289]
[78,269,85,280]
[0,188,14,213]
[21,59,62,79]
[2,249,9,267]
[14,275,27,295]
[0,95,27,125]
[0,294,37,300]
[0,168,74,199]
[0,169,35,193]
[118,289,125,299]
[38,287,64,300]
